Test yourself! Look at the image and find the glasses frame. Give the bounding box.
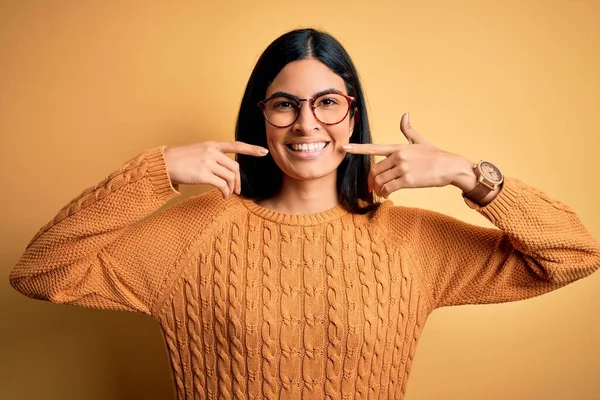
[257,90,356,128]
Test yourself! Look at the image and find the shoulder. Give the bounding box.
[365,199,432,227]
[363,199,471,244]
[146,189,248,235]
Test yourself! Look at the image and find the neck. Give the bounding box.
[258,173,339,215]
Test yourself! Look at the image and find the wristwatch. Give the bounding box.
[462,160,504,205]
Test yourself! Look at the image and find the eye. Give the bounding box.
[274,101,295,109]
[267,96,299,112]
[315,94,343,108]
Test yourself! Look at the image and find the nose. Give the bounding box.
[292,102,320,133]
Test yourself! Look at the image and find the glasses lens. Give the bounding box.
[313,93,350,124]
[263,96,300,127]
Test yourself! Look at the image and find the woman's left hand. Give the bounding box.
[343,113,476,198]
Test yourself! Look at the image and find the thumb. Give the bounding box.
[400,112,429,145]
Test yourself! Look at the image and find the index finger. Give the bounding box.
[216,141,269,156]
[343,143,404,156]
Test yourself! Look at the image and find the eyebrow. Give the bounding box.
[268,88,344,100]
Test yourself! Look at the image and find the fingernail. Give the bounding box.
[343,144,352,150]
[259,148,269,155]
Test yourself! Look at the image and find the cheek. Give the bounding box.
[264,125,290,169]
[264,125,284,149]
[328,124,353,143]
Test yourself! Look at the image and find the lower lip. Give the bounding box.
[285,143,330,159]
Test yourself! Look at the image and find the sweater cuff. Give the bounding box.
[474,178,521,225]
[143,146,181,200]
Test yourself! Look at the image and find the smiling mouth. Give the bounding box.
[286,142,330,153]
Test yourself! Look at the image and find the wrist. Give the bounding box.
[163,146,180,186]
[460,159,504,207]
[450,156,477,193]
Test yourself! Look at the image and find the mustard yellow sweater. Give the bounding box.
[10,147,600,400]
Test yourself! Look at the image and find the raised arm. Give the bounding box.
[9,141,269,314]
[9,147,182,313]
[378,178,600,309]
[349,113,600,309]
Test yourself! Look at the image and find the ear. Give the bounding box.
[352,107,359,124]
[349,108,359,136]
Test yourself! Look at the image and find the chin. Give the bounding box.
[279,158,344,182]
[286,169,335,181]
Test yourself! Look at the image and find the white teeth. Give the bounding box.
[290,142,327,152]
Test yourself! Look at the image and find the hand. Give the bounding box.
[343,113,475,198]
[164,141,269,198]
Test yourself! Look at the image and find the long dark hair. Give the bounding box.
[235,28,378,214]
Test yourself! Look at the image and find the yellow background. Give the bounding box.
[1,1,599,399]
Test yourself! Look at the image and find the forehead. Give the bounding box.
[266,59,347,97]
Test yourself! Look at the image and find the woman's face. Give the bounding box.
[262,59,355,183]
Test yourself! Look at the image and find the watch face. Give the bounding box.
[480,161,503,182]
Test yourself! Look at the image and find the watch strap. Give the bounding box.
[463,162,495,204]
[463,181,492,204]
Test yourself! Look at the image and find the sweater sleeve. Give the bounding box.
[9,147,207,315]
[378,178,600,309]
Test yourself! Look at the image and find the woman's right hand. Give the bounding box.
[164,141,269,198]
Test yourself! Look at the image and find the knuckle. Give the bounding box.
[206,146,218,156]
[373,175,385,187]
[373,175,383,186]
[392,150,404,162]
[379,183,389,197]
[370,164,383,175]
[382,180,398,196]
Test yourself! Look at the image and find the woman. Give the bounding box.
[10,28,600,399]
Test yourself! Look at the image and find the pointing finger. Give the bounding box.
[216,141,269,156]
[343,143,405,156]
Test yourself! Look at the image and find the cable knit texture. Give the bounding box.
[10,147,600,400]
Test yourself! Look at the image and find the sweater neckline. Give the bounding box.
[240,197,349,226]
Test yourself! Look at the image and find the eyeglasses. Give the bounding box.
[257,90,356,128]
